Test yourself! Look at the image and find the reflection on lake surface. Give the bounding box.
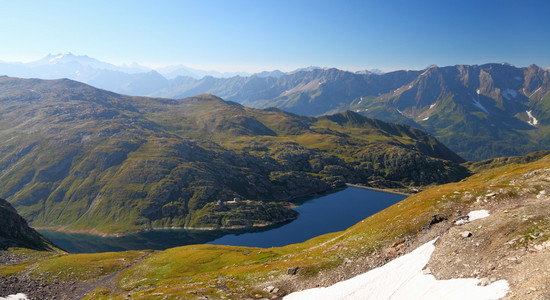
[39,187,405,253]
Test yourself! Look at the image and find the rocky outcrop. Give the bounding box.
[0,198,54,250]
[189,200,298,229]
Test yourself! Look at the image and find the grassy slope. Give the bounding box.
[3,154,548,299]
[0,79,469,234]
[137,95,468,185]
[463,150,550,173]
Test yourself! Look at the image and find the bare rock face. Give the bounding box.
[0,198,54,250]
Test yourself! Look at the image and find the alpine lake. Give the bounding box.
[39,187,406,253]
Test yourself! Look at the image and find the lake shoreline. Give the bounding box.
[35,217,297,238]
[345,183,413,196]
[36,185,408,239]
[38,187,406,253]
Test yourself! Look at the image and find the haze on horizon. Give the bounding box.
[1,0,549,73]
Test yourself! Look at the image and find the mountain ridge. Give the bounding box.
[2,56,549,160]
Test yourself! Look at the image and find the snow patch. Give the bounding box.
[501,89,517,100]
[422,117,430,121]
[49,54,65,63]
[526,110,539,126]
[473,99,489,114]
[429,103,436,109]
[455,210,490,225]
[468,210,491,221]
[395,108,403,115]
[284,239,508,300]
[0,293,28,300]
[476,89,481,95]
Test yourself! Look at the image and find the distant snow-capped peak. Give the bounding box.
[49,53,66,63]
[32,53,151,73]
[38,52,93,65]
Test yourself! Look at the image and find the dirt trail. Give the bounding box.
[73,251,152,299]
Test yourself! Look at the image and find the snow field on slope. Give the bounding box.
[285,210,509,300]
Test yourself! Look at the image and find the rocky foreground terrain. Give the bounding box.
[1,153,549,299]
[277,159,550,299]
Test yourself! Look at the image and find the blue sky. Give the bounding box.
[1,0,549,72]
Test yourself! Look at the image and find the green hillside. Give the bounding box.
[0,77,468,234]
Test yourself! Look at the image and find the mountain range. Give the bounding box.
[146,63,550,161]
[1,55,548,161]
[0,76,467,234]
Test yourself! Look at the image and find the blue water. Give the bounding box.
[39,187,405,253]
[210,187,404,247]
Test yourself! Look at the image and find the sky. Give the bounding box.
[0,0,549,73]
